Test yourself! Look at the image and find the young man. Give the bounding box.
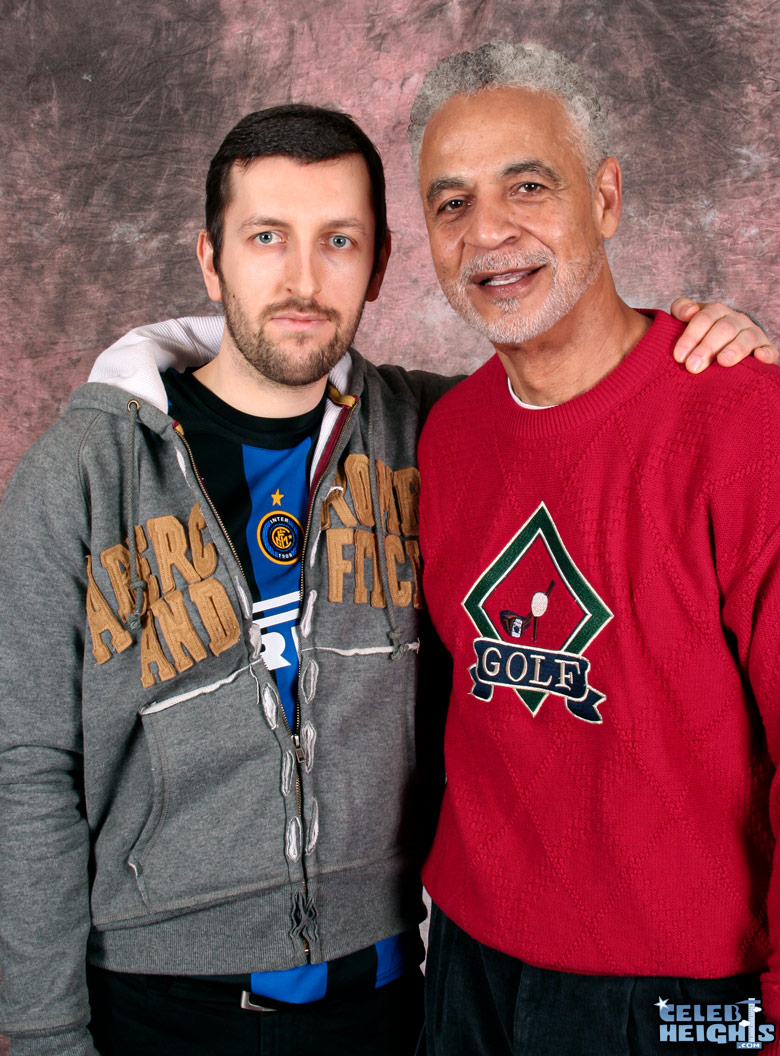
[0,105,453,1056]
[0,101,770,1056]
[409,42,780,1055]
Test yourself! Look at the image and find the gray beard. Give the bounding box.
[222,289,364,388]
[442,248,602,345]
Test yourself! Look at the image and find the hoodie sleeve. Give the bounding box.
[0,422,100,1056]
[375,364,463,427]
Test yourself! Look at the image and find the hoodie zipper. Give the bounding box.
[177,389,357,961]
[287,398,357,959]
[175,424,316,958]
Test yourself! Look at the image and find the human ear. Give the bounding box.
[592,157,622,240]
[197,229,223,303]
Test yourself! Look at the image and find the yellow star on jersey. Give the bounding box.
[271,489,283,506]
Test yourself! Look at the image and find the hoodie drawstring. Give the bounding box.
[125,400,147,632]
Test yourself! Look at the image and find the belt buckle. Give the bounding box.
[240,990,278,1013]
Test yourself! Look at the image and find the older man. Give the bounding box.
[411,43,780,1055]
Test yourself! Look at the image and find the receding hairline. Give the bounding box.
[408,42,612,182]
[418,87,590,204]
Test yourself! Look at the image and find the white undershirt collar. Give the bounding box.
[507,375,558,410]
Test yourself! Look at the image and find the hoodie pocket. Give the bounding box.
[127,665,291,913]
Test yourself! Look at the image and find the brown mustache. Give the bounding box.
[261,298,341,324]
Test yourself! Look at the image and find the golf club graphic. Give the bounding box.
[500,580,556,644]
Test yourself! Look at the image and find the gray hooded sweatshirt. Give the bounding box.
[0,317,455,1055]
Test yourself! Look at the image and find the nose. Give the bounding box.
[464,195,520,250]
[284,241,322,300]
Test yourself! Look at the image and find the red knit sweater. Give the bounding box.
[419,311,780,1018]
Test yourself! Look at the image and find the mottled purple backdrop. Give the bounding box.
[1,0,778,498]
[0,0,778,1049]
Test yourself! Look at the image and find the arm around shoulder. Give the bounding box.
[669,298,778,372]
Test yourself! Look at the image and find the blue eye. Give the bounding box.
[255,231,279,244]
[329,235,351,248]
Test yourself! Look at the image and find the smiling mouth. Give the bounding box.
[477,268,542,287]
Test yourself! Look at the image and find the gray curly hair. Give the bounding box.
[407,42,611,179]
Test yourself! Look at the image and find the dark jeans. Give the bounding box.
[87,964,424,1056]
[425,903,764,1056]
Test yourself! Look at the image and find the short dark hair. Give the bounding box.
[205,104,388,277]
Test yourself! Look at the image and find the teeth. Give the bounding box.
[484,271,527,286]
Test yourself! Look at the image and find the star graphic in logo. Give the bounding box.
[271,489,283,507]
[463,502,612,721]
[655,997,670,1012]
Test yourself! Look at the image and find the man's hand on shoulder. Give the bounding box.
[670,298,778,373]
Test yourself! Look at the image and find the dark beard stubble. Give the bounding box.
[221,287,366,388]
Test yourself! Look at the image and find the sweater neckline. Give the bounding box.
[485,310,684,439]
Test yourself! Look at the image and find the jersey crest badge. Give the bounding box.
[257,511,303,565]
[463,502,612,723]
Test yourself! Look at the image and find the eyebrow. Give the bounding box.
[425,159,563,211]
[326,217,370,234]
[239,215,369,234]
[500,160,562,185]
[425,178,470,211]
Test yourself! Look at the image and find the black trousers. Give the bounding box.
[425,903,764,1056]
[87,965,424,1056]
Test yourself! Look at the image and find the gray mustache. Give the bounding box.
[459,251,554,283]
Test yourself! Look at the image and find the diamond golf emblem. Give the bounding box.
[463,503,613,723]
